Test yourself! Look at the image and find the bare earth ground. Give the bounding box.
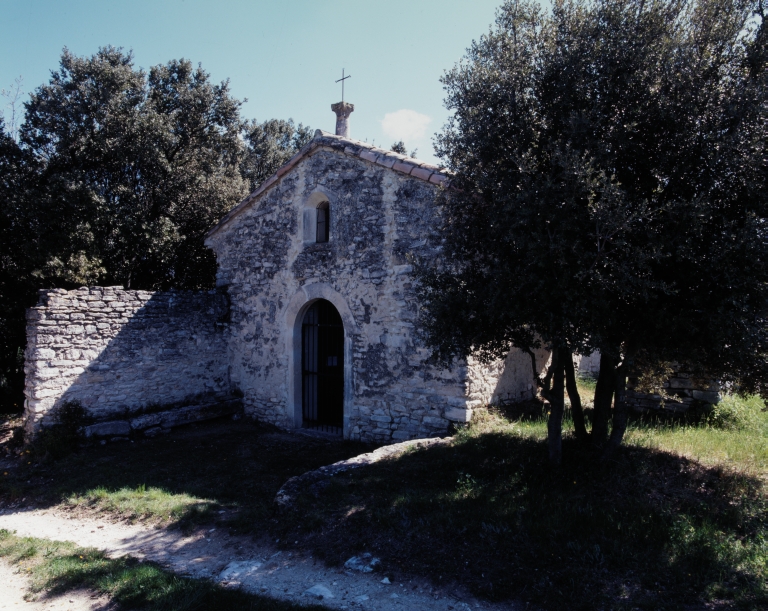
[0,503,512,611]
[0,561,115,611]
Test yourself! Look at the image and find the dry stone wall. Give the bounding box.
[24,287,231,435]
[626,367,720,413]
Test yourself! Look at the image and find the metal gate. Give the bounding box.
[302,300,344,434]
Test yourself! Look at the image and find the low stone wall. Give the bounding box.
[24,286,232,435]
[571,351,719,412]
[626,369,720,413]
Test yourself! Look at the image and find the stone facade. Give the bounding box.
[205,130,543,443]
[23,130,545,443]
[24,127,715,442]
[23,286,231,435]
[575,351,719,412]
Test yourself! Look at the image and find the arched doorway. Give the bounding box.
[301,299,344,433]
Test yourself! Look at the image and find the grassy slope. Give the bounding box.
[0,529,326,611]
[277,406,767,610]
[2,421,372,528]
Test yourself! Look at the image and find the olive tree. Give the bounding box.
[419,0,767,463]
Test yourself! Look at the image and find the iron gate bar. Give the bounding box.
[302,300,344,432]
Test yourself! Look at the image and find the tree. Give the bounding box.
[21,47,248,290]
[0,47,311,411]
[391,140,418,158]
[419,0,768,463]
[1,76,24,142]
[391,140,407,155]
[241,118,313,192]
[0,118,37,409]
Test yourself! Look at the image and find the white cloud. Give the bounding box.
[380,109,432,143]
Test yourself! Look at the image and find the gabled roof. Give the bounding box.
[206,130,450,239]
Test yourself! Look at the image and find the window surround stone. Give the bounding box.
[302,190,333,246]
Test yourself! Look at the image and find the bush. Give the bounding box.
[705,394,766,431]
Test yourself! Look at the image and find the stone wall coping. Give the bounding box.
[33,287,223,308]
[205,130,452,240]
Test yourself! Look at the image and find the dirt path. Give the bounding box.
[0,508,513,610]
[0,561,114,611]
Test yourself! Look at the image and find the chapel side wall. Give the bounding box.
[24,286,230,434]
[208,147,472,443]
[467,347,550,407]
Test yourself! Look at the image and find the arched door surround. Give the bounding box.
[285,283,357,438]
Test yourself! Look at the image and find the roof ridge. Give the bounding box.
[206,131,450,239]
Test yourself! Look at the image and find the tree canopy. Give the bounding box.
[419,0,768,462]
[0,47,310,410]
[241,118,313,193]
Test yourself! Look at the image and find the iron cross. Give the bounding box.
[336,69,351,102]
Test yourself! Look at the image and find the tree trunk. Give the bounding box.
[547,347,565,465]
[605,368,629,455]
[564,349,589,442]
[606,348,636,455]
[591,351,616,448]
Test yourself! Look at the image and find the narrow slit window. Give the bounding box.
[316,202,330,243]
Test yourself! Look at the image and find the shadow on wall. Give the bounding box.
[23,287,235,437]
[490,347,550,406]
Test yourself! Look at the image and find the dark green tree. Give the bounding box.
[0,118,37,409]
[241,118,313,192]
[419,0,768,463]
[0,47,312,411]
[391,140,407,155]
[21,47,248,290]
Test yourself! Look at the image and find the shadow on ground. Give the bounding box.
[0,529,328,611]
[1,417,765,610]
[277,431,767,611]
[0,419,373,530]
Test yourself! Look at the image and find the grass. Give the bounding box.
[1,420,372,527]
[571,376,768,474]
[1,398,766,610]
[272,404,767,610]
[0,529,326,611]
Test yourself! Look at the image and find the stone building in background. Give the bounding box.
[24,102,546,442]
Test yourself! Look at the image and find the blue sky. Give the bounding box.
[0,0,509,164]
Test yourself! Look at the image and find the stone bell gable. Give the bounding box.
[204,130,542,442]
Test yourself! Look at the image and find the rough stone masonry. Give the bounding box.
[23,286,235,437]
[23,123,717,442]
[204,129,545,442]
[23,126,545,442]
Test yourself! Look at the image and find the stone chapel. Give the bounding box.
[23,102,545,442]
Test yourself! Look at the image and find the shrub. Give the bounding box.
[705,394,766,431]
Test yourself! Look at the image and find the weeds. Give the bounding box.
[0,529,325,611]
[705,394,767,431]
[1,405,765,610]
[274,405,767,610]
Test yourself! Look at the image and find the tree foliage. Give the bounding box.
[420,0,768,462]
[20,47,247,290]
[241,118,313,192]
[0,47,310,410]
